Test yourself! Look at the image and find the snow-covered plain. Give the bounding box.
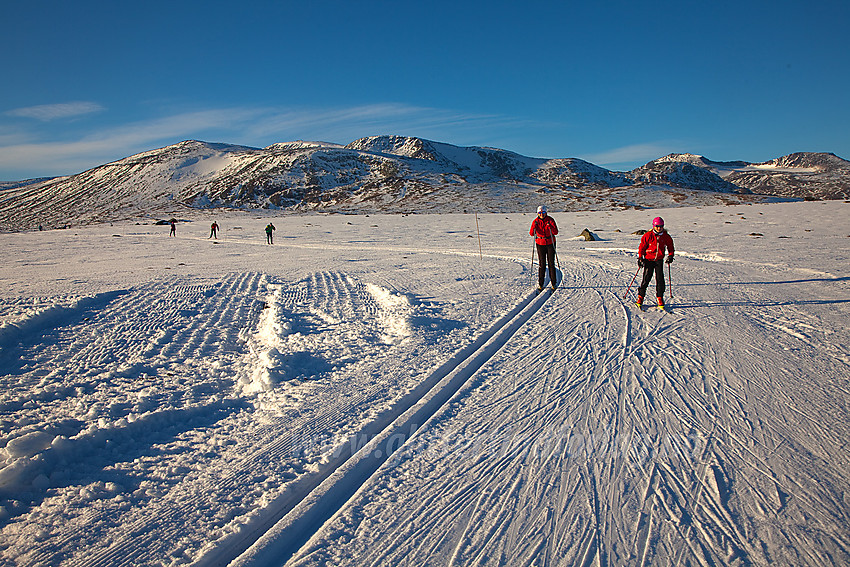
[1,201,849,566]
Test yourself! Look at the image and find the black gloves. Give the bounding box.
[639,257,673,266]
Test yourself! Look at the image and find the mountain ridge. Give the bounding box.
[1,136,847,231]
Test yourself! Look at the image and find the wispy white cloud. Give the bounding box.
[0,108,267,176]
[246,103,532,145]
[0,103,535,178]
[0,101,574,179]
[5,101,106,121]
[579,143,679,168]
[74,108,267,151]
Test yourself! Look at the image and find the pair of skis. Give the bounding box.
[634,301,669,312]
[535,285,557,296]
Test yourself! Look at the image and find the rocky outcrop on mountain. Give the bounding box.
[652,153,749,170]
[630,158,746,194]
[534,158,630,188]
[345,136,443,162]
[347,135,539,181]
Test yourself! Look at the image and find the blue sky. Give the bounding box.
[1,0,848,180]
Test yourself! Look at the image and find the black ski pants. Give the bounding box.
[638,259,666,298]
[537,243,557,288]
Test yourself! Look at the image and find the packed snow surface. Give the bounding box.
[1,202,849,566]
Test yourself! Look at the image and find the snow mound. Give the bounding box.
[238,274,413,395]
[365,283,413,342]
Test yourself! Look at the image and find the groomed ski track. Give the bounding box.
[203,278,558,566]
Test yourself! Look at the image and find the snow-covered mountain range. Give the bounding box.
[650,152,850,201]
[1,136,848,230]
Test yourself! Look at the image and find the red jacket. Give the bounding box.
[530,216,558,245]
[639,228,674,261]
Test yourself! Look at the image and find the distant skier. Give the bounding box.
[169,219,176,237]
[209,221,219,239]
[265,222,276,245]
[636,216,674,308]
[530,205,558,290]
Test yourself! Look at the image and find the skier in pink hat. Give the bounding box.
[636,216,674,308]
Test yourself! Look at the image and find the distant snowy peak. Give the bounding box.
[755,152,850,171]
[346,136,442,161]
[346,135,540,178]
[130,140,259,159]
[535,158,630,187]
[100,140,261,175]
[725,153,850,200]
[265,141,345,152]
[655,151,850,173]
[630,158,745,194]
[655,151,850,199]
[654,153,749,169]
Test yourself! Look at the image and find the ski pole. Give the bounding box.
[624,265,640,299]
[475,213,482,260]
[553,241,561,287]
[668,261,673,299]
[530,238,536,284]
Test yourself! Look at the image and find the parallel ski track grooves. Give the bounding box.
[222,286,557,567]
[17,272,265,567]
[92,269,412,567]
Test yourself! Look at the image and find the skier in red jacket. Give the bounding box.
[637,216,674,307]
[529,205,559,291]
